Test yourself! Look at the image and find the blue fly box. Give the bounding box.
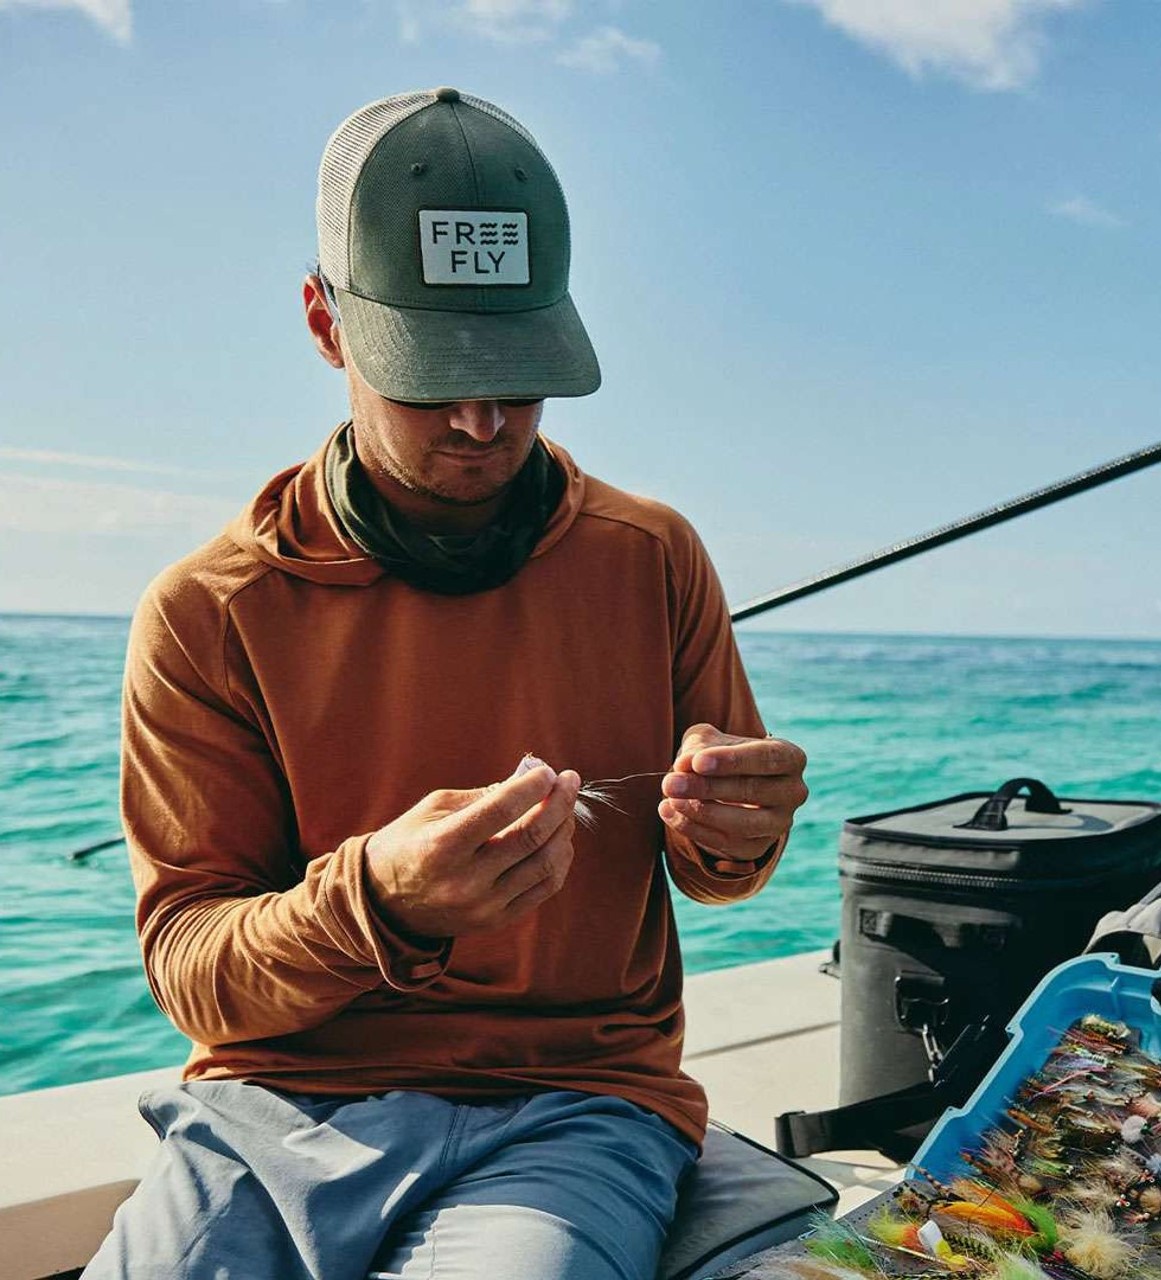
[911,952,1161,1180]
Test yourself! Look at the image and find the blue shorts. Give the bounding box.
[81,1081,699,1280]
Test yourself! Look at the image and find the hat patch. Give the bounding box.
[418,210,529,285]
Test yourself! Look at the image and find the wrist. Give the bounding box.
[361,836,447,949]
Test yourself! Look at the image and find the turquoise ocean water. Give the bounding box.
[2,614,1159,1096]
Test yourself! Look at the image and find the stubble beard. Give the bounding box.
[385,444,522,509]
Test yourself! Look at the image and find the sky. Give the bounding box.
[1,0,1159,637]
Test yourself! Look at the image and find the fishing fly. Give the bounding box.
[512,753,667,830]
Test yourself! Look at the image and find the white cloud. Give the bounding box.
[0,446,232,480]
[395,1,422,42]
[461,0,570,20]
[0,473,238,536]
[394,1,659,64]
[556,24,661,73]
[399,0,571,45]
[784,0,1088,91]
[1048,194,1126,228]
[0,0,131,43]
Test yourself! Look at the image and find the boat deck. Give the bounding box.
[683,950,904,1211]
[0,949,904,1279]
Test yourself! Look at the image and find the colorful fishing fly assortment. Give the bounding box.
[761,1013,1161,1280]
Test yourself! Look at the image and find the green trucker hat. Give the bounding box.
[316,87,601,402]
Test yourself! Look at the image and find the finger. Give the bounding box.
[660,807,776,862]
[662,810,774,862]
[494,816,576,907]
[480,770,580,872]
[670,723,728,774]
[416,785,493,818]
[500,864,571,921]
[685,736,806,779]
[659,796,786,847]
[662,771,808,808]
[441,765,558,848]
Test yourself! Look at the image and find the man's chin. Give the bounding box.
[417,463,517,506]
[420,480,512,509]
[419,478,506,506]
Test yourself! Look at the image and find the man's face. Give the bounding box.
[345,351,545,532]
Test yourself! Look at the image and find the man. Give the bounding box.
[85,88,808,1280]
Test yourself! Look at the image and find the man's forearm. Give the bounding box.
[139,835,449,1046]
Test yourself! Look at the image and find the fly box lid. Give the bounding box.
[840,776,1161,884]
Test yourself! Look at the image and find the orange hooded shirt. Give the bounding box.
[122,430,779,1144]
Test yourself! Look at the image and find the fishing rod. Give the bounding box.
[65,439,1161,862]
[730,439,1161,624]
[67,835,127,862]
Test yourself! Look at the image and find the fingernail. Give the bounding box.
[696,754,718,773]
[667,774,692,796]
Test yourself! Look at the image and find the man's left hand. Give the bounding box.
[659,724,808,873]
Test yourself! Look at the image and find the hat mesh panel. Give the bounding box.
[317,92,432,290]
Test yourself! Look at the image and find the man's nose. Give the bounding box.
[448,400,503,443]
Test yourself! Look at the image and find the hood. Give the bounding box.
[227,424,587,586]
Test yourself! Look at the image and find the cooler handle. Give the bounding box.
[955,777,1071,832]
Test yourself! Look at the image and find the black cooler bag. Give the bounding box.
[775,777,1161,1162]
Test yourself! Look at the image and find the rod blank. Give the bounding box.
[730,440,1161,623]
[68,835,127,862]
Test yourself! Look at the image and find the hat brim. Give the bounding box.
[334,289,601,402]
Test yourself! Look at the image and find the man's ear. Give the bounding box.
[303,275,345,369]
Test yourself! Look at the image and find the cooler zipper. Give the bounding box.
[839,857,1122,894]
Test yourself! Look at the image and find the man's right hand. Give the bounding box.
[364,764,580,938]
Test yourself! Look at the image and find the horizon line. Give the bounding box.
[1,610,1159,646]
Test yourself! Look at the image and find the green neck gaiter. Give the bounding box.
[324,422,565,596]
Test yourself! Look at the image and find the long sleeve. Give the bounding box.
[121,576,450,1048]
[660,520,785,904]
